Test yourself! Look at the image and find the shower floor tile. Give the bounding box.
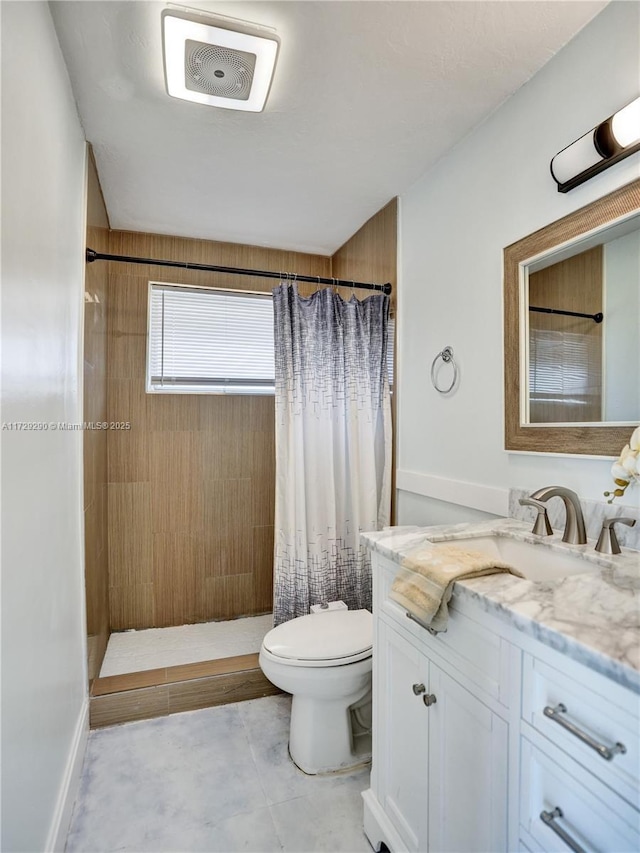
[100,614,274,677]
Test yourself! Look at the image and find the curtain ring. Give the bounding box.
[430,346,458,394]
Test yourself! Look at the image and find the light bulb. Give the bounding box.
[611,96,640,148]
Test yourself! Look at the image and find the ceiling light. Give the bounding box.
[550,95,640,192]
[162,9,279,112]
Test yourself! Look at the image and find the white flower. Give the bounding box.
[620,445,638,476]
[611,461,630,481]
[606,425,640,501]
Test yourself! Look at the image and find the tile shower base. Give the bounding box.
[91,614,279,728]
[100,613,274,676]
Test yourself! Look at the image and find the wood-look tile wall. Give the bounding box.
[84,150,110,682]
[332,198,398,310]
[106,230,331,629]
[105,198,398,630]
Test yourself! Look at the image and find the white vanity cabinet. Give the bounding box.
[372,616,509,853]
[363,550,640,853]
[365,553,512,853]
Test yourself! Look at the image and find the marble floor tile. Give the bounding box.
[106,806,284,853]
[269,786,373,853]
[239,695,371,806]
[67,705,267,852]
[67,695,371,853]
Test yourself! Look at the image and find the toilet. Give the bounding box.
[259,608,373,775]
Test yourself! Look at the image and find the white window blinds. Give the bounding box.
[528,327,601,421]
[148,283,395,395]
[147,284,275,394]
[387,317,395,390]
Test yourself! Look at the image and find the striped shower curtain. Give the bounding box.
[272,283,392,625]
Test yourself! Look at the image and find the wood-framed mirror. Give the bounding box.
[504,177,640,456]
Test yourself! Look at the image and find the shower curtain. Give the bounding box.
[272,283,392,625]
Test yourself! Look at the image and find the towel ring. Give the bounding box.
[430,346,458,394]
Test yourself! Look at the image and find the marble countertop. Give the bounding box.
[362,518,640,694]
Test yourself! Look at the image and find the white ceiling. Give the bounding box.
[51,1,608,255]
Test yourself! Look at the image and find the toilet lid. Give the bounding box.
[263,609,372,662]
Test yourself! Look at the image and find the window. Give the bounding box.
[147,283,275,394]
[147,282,395,395]
[528,327,601,422]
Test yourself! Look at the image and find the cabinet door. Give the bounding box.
[428,662,508,853]
[378,619,429,852]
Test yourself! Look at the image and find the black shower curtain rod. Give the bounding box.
[85,249,393,295]
[529,305,603,323]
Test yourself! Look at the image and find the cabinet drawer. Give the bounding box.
[378,558,510,705]
[523,654,640,808]
[520,737,640,853]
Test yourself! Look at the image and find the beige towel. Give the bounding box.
[390,543,524,633]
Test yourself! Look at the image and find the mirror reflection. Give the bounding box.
[524,214,640,425]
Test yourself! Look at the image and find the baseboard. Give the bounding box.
[46,698,89,852]
[362,788,408,853]
[396,470,509,516]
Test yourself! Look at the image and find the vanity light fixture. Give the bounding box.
[550,95,640,192]
[162,9,279,112]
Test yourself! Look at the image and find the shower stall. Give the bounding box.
[82,152,397,726]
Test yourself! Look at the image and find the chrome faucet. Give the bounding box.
[518,497,553,536]
[595,517,636,555]
[527,486,587,545]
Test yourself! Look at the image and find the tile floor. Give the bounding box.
[66,694,373,853]
[100,615,274,676]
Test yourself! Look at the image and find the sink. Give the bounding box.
[444,535,600,583]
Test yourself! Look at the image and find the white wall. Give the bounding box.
[603,229,640,421]
[1,3,88,850]
[397,0,640,524]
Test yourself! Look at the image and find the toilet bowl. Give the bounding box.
[259,609,373,774]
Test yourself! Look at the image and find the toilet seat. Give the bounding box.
[262,609,372,668]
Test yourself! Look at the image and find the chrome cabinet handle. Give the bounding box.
[405,611,441,635]
[543,704,626,761]
[410,683,436,705]
[540,807,586,853]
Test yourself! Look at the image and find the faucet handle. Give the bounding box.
[595,517,636,555]
[519,498,553,536]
